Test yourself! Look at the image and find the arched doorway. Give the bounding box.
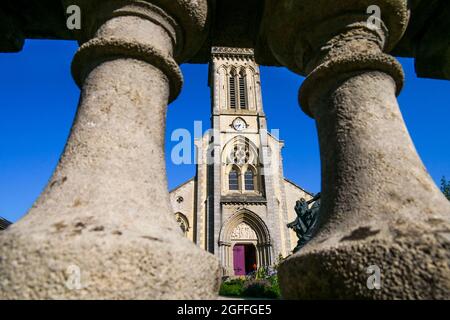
[219,210,272,276]
[233,243,257,275]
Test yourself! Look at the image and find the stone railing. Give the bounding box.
[0,0,449,299]
[0,0,221,299]
[262,0,450,299]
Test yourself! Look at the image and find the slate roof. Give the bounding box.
[0,217,12,230]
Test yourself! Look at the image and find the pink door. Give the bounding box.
[233,245,245,275]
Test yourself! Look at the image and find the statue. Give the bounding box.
[287,193,321,253]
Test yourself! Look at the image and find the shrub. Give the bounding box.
[242,278,280,299]
[246,266,277,281]
[219,278,244,297]
[219,265,282,299]
[268,275,281,298]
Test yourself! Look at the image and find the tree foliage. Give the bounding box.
[441,176,450,201]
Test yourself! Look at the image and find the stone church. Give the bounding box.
[170,47,314,276]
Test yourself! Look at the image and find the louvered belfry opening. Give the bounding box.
[228,69,247,110]
[239,72,247,109]
[229,75,236,108]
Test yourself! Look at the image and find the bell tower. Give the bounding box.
[204,47,283,268]
[172,46,314,276]
[209,47,267,132]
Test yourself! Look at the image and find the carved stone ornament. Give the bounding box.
[231,222,257,240]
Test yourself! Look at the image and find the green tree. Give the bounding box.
[441,176,450,201]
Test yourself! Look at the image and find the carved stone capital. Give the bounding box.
[297,16,405,116]
[63,0,209,102]
[264,0,409,69]
[263,0,410,116]
[72,37,183,102]
[62,0,210,62]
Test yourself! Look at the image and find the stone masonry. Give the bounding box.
[0,0,449,299]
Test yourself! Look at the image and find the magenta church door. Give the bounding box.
[233,245,245,275]
[233,244,257,276]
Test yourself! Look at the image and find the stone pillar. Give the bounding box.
[225,244,232,276]
[0,0,220,299]
[266,244,272,266]
[260,132,283,260]
[264,0,450,299]
[258,243,271,267]
[257,244,263,267]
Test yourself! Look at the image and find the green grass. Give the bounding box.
[219,276,281,299]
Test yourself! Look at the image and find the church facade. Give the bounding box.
[170,47,313,276]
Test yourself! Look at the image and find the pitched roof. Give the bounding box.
[169,177,195,193]
[283,177,315,197]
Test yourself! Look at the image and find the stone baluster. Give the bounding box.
[263,0,450,299]
[0,0,220,299]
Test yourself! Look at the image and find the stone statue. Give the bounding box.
[287,193,321,253]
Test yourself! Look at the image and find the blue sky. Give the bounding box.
[0,40,449,222]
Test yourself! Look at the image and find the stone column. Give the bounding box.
[258,243,270,267]
[264,0,450,299]
[256,244,263,267]
[0,0,220,299]
[225,244,232,276]
[266,244,272,266]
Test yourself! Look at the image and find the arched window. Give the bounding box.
[244,170,255,191]
[229,169,239,191]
